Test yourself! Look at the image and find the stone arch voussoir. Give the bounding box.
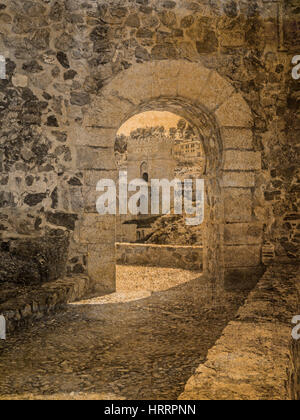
[78,60,261,293]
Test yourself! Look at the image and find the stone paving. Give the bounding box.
[0,266,247,400]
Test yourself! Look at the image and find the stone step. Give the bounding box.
[0,276,93,334]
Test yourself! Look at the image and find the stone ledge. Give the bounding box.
[0,276,93,334]
[179,264,300,400]
[116,243,203,271]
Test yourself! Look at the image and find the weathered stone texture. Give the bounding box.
[0,0,298,293]
[116,243,203,271]
[179,265,300,400]
[0,275,92,333]
[0,229,70,286]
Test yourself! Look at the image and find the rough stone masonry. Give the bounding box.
[0,0,298,293]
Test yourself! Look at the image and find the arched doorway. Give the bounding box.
[76,60,262,293]
[114,110,206,283]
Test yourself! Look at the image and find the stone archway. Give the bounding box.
[75,60,262,293]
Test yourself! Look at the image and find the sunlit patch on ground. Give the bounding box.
[70,266,202,306]
[116,266,201,293]
[70,290,152,306]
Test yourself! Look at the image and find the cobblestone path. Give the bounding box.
[0,267,247,400]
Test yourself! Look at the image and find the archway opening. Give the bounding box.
[114,110,210,293]
[80,61,262,295]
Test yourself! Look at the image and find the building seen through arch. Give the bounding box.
[115,112,205,246]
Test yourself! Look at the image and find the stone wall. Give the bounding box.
[116,222,137,243]
[0,230,69,286]
[179,264,300,400]
[0,275,92,333]
[116,243,203,270]
[0,0,298,292]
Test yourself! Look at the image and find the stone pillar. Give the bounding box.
[212,88,264,290]
[221,143,264,290]
[74,124,119,294]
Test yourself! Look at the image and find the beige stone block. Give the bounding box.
[224,223,263,245]
[152,60,181,98]
[223,151,261,171]
[84,186,119,214]
[253,205,271,222]
[72,126,116,148]
[152,75,179,98]
[12,74,28,88]
[103,75,152,106]
[83,187,98,213]
[103,62,154,105]
[216,93,253,128]
[222,172,255,188]
[224,245,261,267]
[69,186,84,213]
[85,96,133,129]
[88,243,115,263]
[83,169,118,187]
[224,188,252,222]
[177,61,211,102]
[105,61,182,105]
[80,214,115,244]
[69,238,88,255]
[88,244,116,292]
[221,128,253,150]
[76,146,115,171]
[153,60,182,80]
[200,70,235,111]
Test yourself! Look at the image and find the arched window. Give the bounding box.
[140,161,148,178]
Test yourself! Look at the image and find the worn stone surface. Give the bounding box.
[179,265,300,400]
[0,268,247,400]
